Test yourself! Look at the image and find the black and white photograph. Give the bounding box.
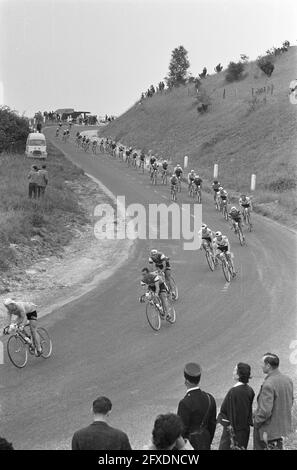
[0,0,296,455]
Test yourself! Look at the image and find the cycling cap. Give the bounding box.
[202,224,207,229]
[191,169,195,172]
[215,231,222,237]
[150,249,158,255]
[219,186,223,190]
[4,298,15,306]
[231,206,237,211]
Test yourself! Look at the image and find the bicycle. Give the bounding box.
[162,169,168,185]
[188,182,195,198]
[151,169,158,185]
[84,141,90,152]
[215,251,235,282]
[195,185,202,203]
[233,221,245,246]
[177,177,182,193]
[242,207,252,231]
[222,200,229,221]
[3,323,52,368]
[139,159,145,173]
[126,154,131,167]
[201,240,215,272]
[171,185,177,201]
[140,290,176,331]
[132,156,137,169]
[92,142,98,154]
[214,192,220,211]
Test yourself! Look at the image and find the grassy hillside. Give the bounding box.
[0,142,88,289]
[100,47,297,218]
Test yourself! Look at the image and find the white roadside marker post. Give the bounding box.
[184,155,188,169]
[214,164,219,179]
[251,174,256,191]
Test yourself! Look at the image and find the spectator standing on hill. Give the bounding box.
[253,353,294,450]
[143,414,193,450]
[27,165,40,199]
[217,363,255,449]
[177,362,217,450]
[72,396,132,450]
[37,165,48,198]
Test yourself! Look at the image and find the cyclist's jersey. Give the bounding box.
[86,138,90,144]
[132,152,137,159]
[239,197,251,208]
[194,177,203,186]
[111,143,116,149]
[220,190,228,200]
[140,153,145,161]
[149,252,170,270]
[152,162,158,171]
[150,157,156,165]
[162,162,168,170]
[229,210,242,221]
[142,272,167,292]
[63,131,67,136]
[188,173,195,182]
[66,130,70,135]
[201,227,213,240]
[213,235,230,251]
[170,175,178,185]
[212,182,221,191]
[59,123,62,127]
[126,149,131,156]
[82,136,86,141]
[174,167,183,177]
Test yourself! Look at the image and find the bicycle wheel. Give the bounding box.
[222,258,231,282]
[38,328,52,358]
[205,250,215,272]
[197,190,201,203]
[223,205,228,221]
[247,213,252,232]
[146,302,161,331]
[169,277,179,301]
[166,299,176,324]
[7,335,28,368]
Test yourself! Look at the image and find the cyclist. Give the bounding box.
[219,187,228,210]
[59,122,62,129]
[149,249,173,293]
[187,169,196,192]
[193,173,203,195]
[92,139,98,153]
[212,180,221,201]
[239,194,253,218]
[66,129,70,139]
[139,151,145,169]
[149,155,157,175]
[55,127,60,137]
[151,161,159,180]
[162,159,168,172]
[62,129,67,141]
[132,151,138,166]
[3,298,42,355]
[229,206,244,234]
[213,232,236,276]
[199,223,215,255]
[140,268,169,318]
[125,147,132,163]
[174,164,183,179]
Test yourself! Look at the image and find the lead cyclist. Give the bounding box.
[149,249,174,293]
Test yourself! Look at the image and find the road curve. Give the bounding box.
[1,128,296,449]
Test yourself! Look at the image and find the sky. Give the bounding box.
[0,0,296,118]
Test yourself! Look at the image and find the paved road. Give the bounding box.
[1,128,296,449]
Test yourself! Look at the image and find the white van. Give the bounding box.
[25,133,47,159]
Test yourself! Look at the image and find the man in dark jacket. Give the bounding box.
[177,363,217,450]
[72,396,132,450]
[217,363,255,449]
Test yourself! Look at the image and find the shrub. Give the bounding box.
[214,63,223,73]
[257,56,275,77]
[0,106,30,153]
[225,61,245,82]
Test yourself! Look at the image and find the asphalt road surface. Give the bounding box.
[1,128,296,449]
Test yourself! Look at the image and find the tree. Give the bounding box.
[225,61,245,82]
[165,45,190,88]
[256,56,274,77]
[282,40,290,50]
[214,63,223,73]
[0,106,30,153]
[199,67,207,79]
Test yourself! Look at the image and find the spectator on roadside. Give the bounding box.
[71,396,132,450]
[0,437,14,450]
[37,165,48,198]
[27,165,40,199]
[36,122,42,133]
[177,363,217,450]
[217,363,255,449]
[253,353,294,450]
[143,413,193,450]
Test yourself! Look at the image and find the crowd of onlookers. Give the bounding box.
[2,353,294,450]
